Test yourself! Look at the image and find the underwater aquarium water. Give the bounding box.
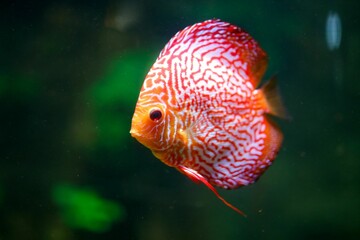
[1,0,359,239]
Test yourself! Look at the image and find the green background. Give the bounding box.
[1,0,359,239]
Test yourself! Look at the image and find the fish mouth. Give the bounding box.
[129,120,144,138]
[129,128,138,138]
[130,127,144,143]
[130,128,158,150]
[130,128,171,154]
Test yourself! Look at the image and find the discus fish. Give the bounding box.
[130,19,286,216]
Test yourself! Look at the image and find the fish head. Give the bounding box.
[130,96,172,152]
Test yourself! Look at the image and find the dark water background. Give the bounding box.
[1,0,359,239]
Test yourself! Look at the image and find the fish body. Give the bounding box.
[130,19,285,214]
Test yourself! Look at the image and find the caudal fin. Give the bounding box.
[261,76,289,119]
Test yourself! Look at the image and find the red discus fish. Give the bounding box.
[130,19,286,216]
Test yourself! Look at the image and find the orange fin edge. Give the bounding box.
[177,165,247,217]
[261,76,289,119]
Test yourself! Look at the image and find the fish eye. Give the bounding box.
[149,108,163,122]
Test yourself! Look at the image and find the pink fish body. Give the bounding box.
[130,19,285,215]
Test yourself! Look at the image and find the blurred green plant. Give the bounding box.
[52,184,125,233]
[87,49,156,148]
[89,49,156,107]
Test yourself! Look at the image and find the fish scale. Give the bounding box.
[131,19,284,215]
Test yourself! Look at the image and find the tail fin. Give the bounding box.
[261,76,289,119]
